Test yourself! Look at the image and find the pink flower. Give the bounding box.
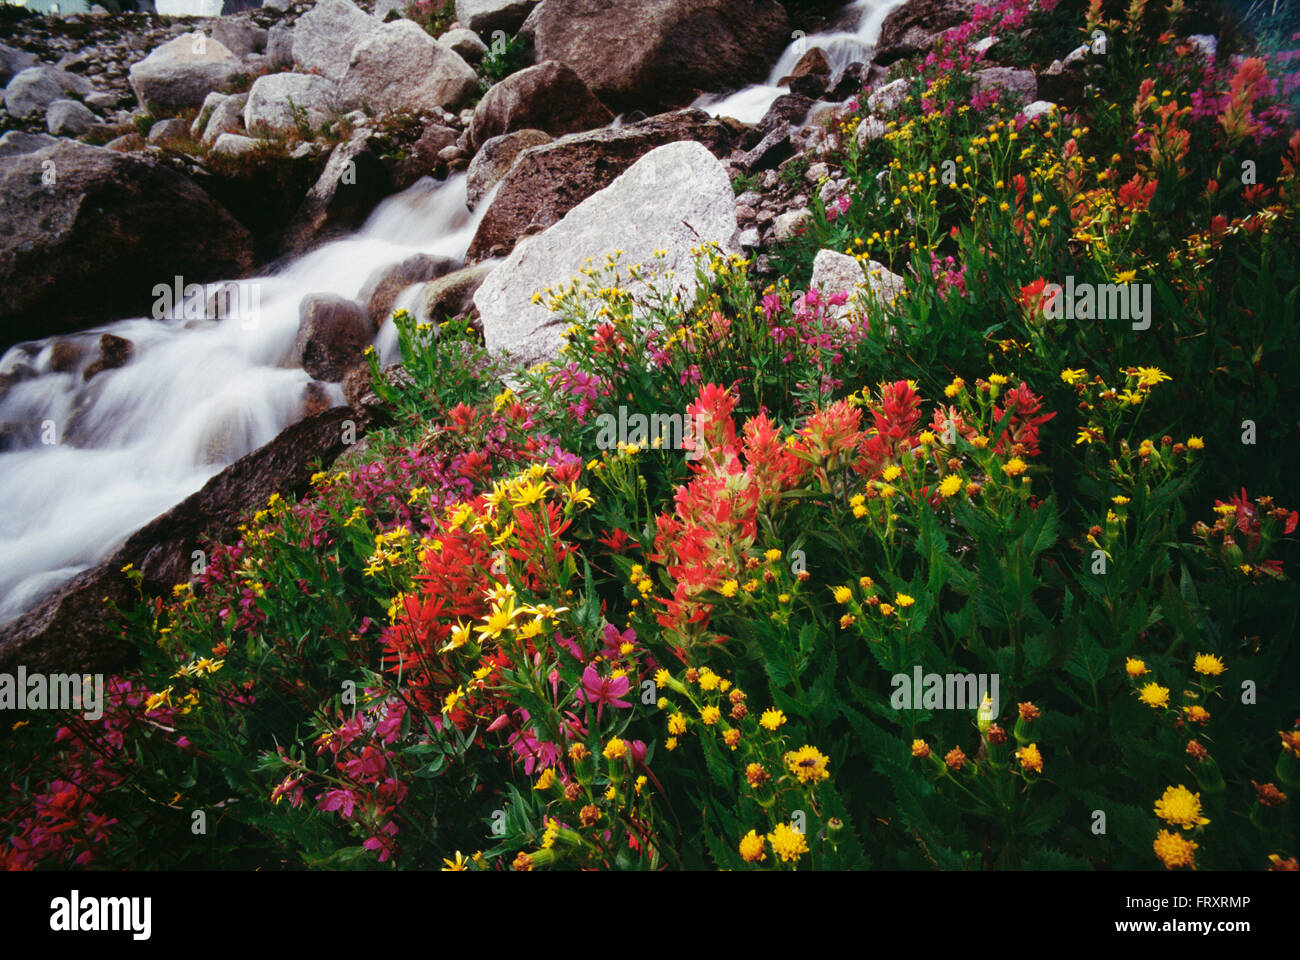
[318,788,359,819]
[575,664,632,720]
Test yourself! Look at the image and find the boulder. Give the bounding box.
[454,0,538,34]
[473,140,737,361]
[200,92,248,145]
[809,249,905,323]
[46,99,98,137]
[339,20,479,115]
[1037,58,1083,107]
[0,141,255,350]
[0,407,366,675]
[297,293,371,380]
[301,380,335,417]
[4,66,93,119]
[772,207,812,241]
[778,46,830,85]
[386,122,460,186]
[973,67,1037,105]
[867,78,911,115]
[1021,100,1056,122]
[465,127,552,209]
[147,117,192,144]
[789,72,829,100]
[82,333,134,380]
[127,33,244,113]
[440,27,489,63]
[756,93,814,137]
[84,91,121,112]
[49,338,89,373]
[467,108,732,260]
[192,91,228,137]
[827,62,869,102]
[735,122,794,173]
[267,22,295,69]
[854,115,888,149]
[280,132,394,255]
[244,72,338,136]
[423,260,497,322]
[358,253,460,329]
[210,18,269,58]
[412,122,460,163]
[0,131,58,157]
[519,0,789,114]
[211,132,263,157]
[877,0,976,52]
[0,42,39,87]
[469,61,613,150]
[292,0,384,82]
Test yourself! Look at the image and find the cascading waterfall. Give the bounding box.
[0,173,485,625]
[696,0,908,125]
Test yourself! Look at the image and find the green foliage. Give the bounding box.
[479,32,528,83]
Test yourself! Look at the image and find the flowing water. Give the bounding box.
[0,174,483,625]
[696,0,907,124]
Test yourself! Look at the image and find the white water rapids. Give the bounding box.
[0,174,484,625]
[697,0,907,124]
[0,0,897,627]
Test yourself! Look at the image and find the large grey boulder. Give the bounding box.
[46,99,98,137]
[454,0,538,34]
[466,127,552,209]
[469,60,613,150]
[147,117,192,144]
[339,20,479,115]
[440,28,489,63]
[244,72,339,136]
[519,0,788,113]
[211,132,263,158]
[0,131,58,157]
[473,140,737,362]
[867,78,911,115]
[0,42,39,87]
[0,141,254,349]
[4,66,92,119]
[127,33,244,113]
[267,22,295,69]
[210,18,269,58]
[467,108,731,260]
[809,249,906,323]
[297,294,371,380]
[292,0,383,82]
